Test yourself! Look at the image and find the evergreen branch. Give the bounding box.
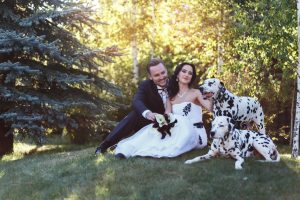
[0,4,21,22]
[0,29,71,64]
[18,59,122,96]
[0,61,41,74]
[18,8,85,27]
[74,46,122,64]
[0,112,43,122]
[0,86,99,112]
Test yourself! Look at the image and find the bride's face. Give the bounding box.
[177,65,193,85]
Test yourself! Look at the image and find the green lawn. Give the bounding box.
[0,142,299,200]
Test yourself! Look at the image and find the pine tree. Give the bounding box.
[0,0,120,155]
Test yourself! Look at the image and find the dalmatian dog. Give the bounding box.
[199,78,265,134]
[184,116,280,170]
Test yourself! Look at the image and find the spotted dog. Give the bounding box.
[199,78,265,134]
[185,116,280,170]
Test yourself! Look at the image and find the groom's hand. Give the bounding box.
[146,112,157,121]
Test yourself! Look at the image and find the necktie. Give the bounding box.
[158,88,168,109]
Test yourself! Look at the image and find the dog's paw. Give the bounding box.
[184,160,194,164]
[235,164,243,170]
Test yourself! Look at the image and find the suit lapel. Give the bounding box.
[150,80,164,108]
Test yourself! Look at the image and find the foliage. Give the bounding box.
[91,0,297,142]
[0,0,121,144]
[218,0,297,140]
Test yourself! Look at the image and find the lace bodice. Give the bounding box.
[172,102,203,123]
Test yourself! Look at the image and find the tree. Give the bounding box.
[0,0,120,155]
[292,0,300,158]
[219,0,297,141]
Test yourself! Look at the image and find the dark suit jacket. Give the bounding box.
[104,79,165,146]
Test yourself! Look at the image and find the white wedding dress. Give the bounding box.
[114,102,207,158]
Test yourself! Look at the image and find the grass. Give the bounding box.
[0,142,299,200]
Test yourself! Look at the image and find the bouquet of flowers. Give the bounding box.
[152,113,177,139]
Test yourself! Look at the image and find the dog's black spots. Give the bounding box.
[223,110,232,117]
[213,143,217,149]
[245,132,250,140]
[241,142,246,149]
[216,110,222,116]
[208,81,215,86]
[202,78,265,134]
[199,135,202,145]
[256,132,264,136]
[248,145,254,151]
[227,99,234,109]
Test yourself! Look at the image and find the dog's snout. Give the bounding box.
[199,86,204,93]
[210,131,215,137]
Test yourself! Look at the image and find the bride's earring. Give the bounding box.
[176,77,179,82]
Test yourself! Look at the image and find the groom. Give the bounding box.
[95,58,168,155]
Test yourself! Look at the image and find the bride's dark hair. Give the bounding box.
[167,62,196,100]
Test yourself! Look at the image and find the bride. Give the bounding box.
[114,62,212,158]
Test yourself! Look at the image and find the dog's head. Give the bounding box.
[199,78,225,100]
[210,116,235,140]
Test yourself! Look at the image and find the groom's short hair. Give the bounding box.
[147,58,165,74]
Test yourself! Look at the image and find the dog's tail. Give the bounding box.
[270,147,280,162]
[260,147,280,162]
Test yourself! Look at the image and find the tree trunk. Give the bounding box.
[131,0,139,82]
[150,0,156,58]
[0,120,13,156]
[132,40,139,81]
[291,0,300,158]
[0,70,13,156]
[290,78,296,145]
[217,6,224,74]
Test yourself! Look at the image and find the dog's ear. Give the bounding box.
[230,118,236,126]
[227,118,235,133]
[219,81,226,89]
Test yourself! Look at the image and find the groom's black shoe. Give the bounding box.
[115,153,126,159]
[95,140,111,155]
[94,146,106,155]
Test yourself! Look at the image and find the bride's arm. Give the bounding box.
[165,98,172,114]
[196,90,212,112]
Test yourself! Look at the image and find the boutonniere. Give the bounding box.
[152,114,177,139]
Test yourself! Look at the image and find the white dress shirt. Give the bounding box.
[142,86,168,119]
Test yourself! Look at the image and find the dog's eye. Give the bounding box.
[208,82,213,86]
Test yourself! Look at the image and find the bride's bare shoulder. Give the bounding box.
[190,88,201,95]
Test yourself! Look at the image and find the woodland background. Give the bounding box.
[0,0,297,155]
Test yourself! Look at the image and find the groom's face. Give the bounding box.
[148,63,168,88]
